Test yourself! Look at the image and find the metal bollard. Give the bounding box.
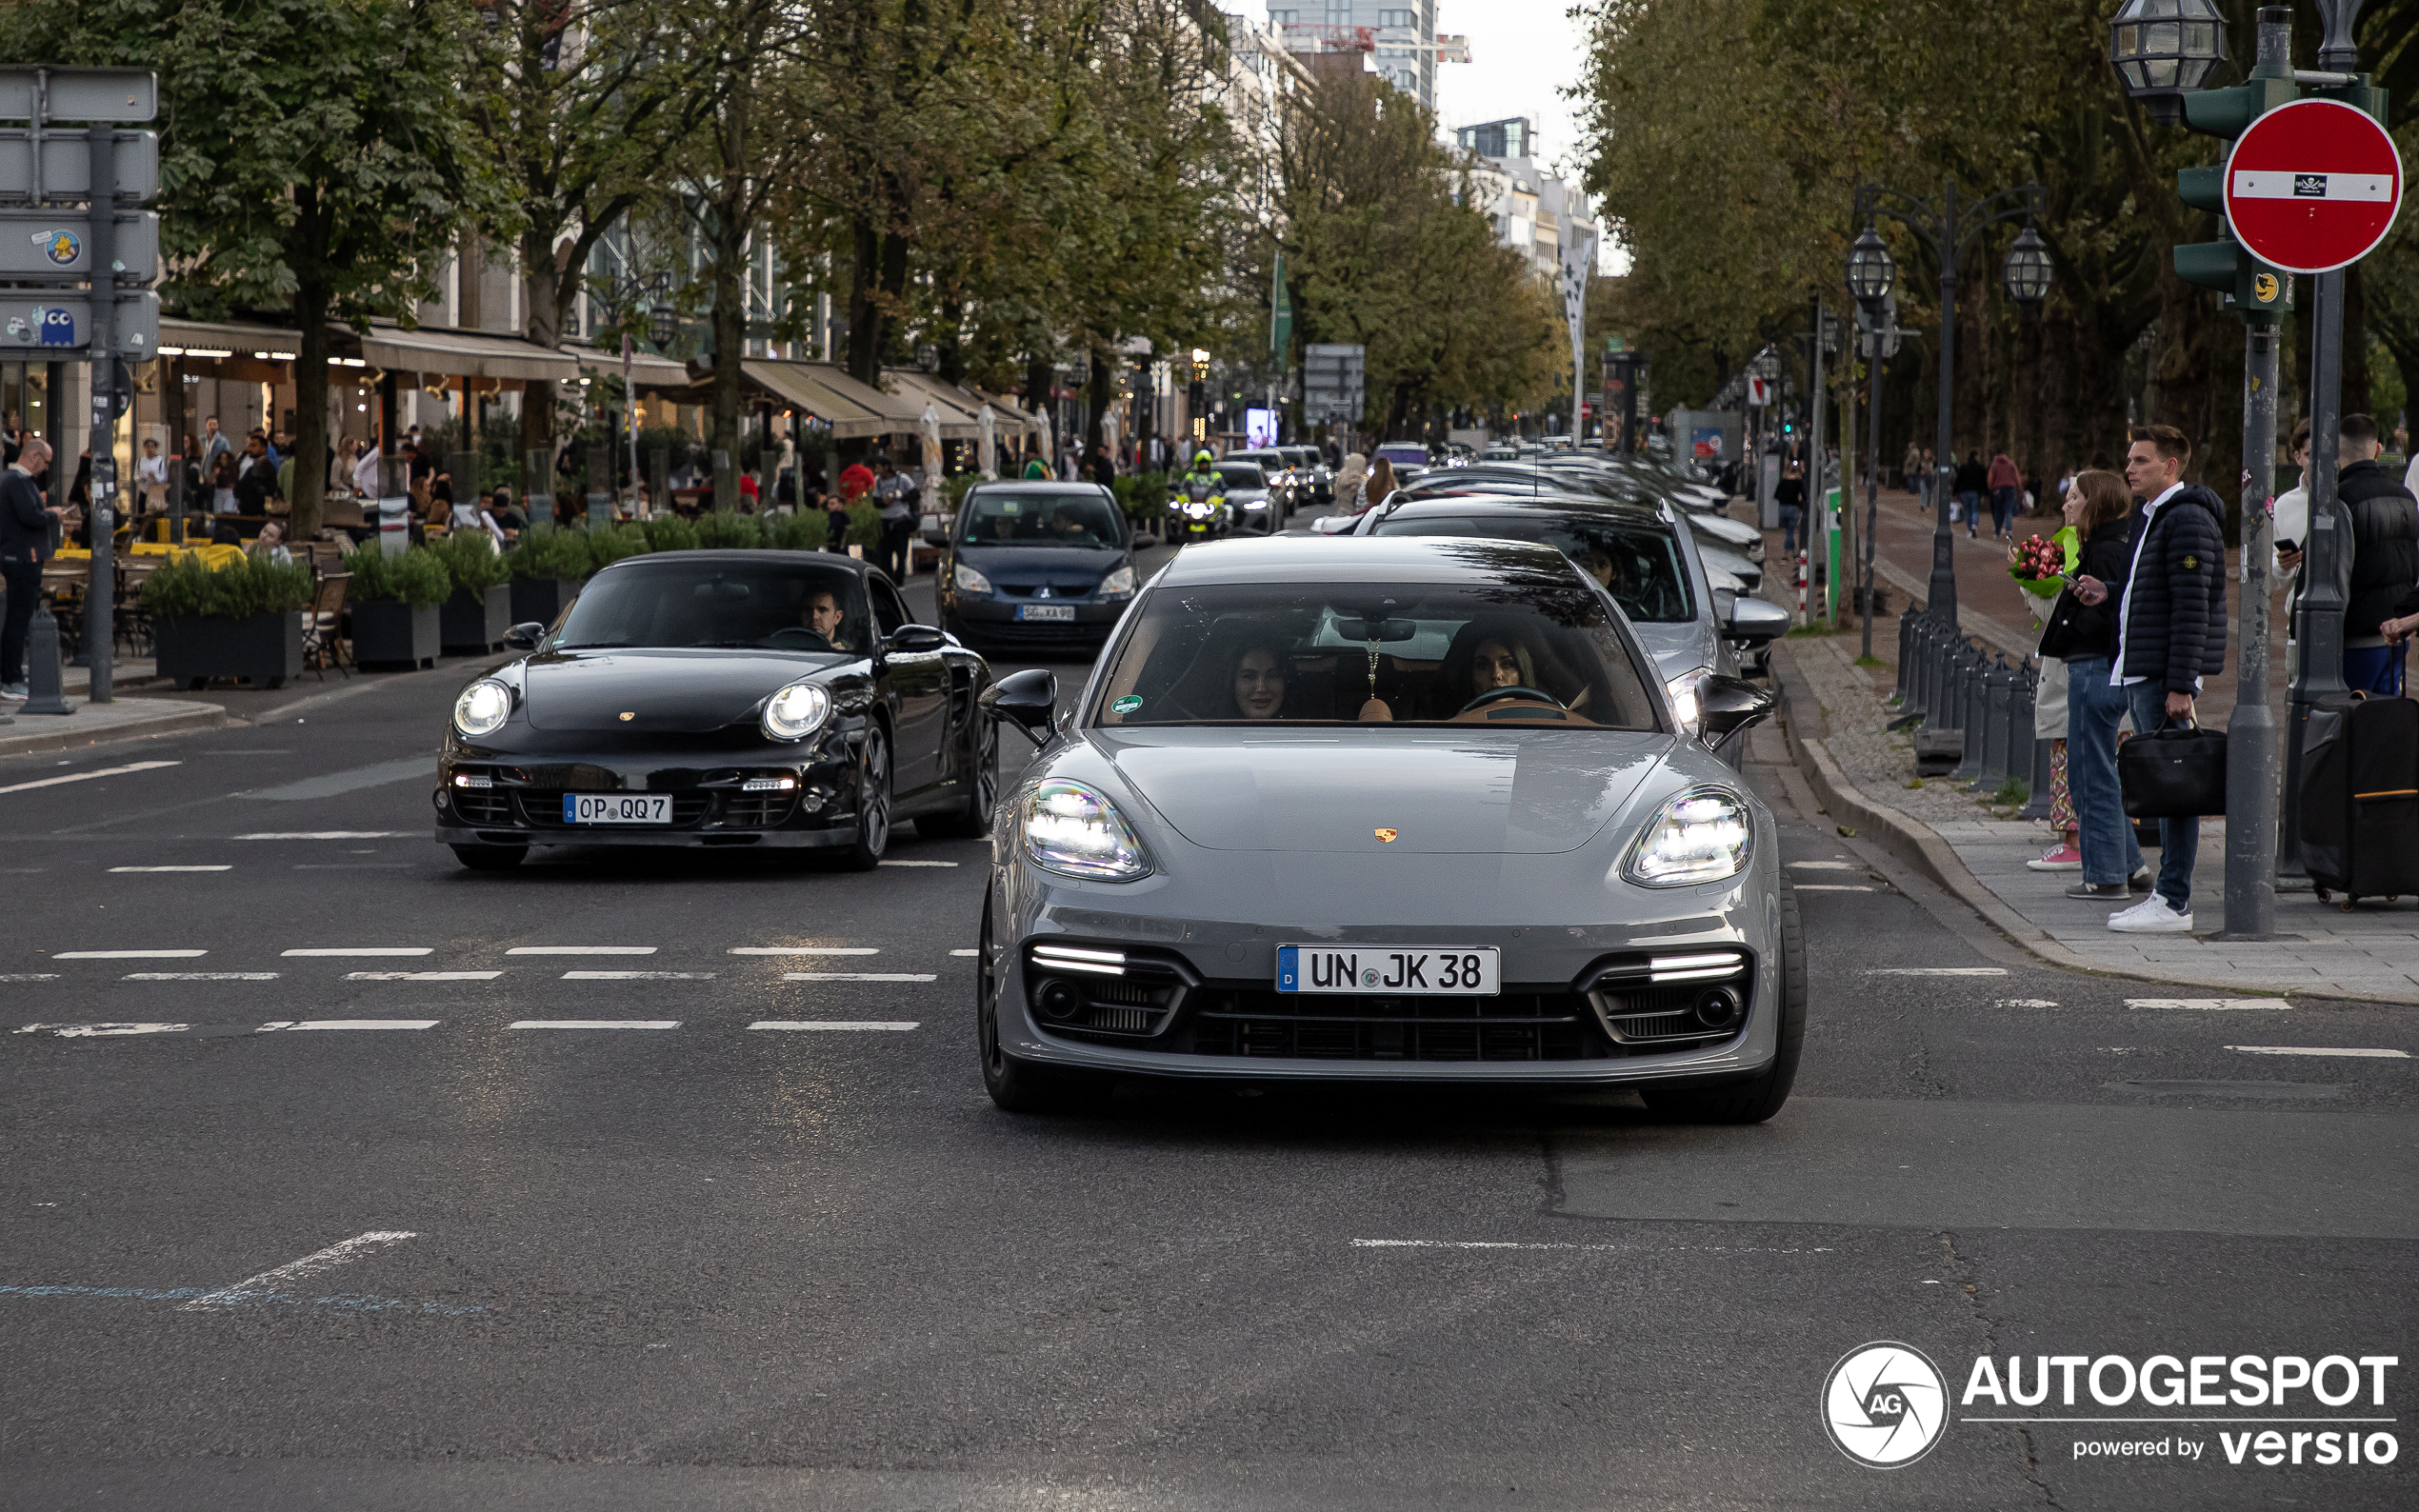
[1893,608,1916,702]
[1918,620,1949,731]
[1951,647,1988,780]
[1981,658,2016,784]
[19,602,73,715]
[2014,663,2054,819]
[1893,614,1930,726]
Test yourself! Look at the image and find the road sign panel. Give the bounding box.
[0,210,156,279]
[0,289,160,357]
[0,68,158,124]
[0,129,159,202]
[2224,98,2403,276]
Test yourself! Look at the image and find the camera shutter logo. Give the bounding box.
[1823,1342,1949,1467]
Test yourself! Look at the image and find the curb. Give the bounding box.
[1766,640,2400,1003]
[0,700,232,759]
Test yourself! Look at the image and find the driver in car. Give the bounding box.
[795,587,851,651]
[1052,505,1097,545]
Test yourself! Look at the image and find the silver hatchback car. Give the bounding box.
[973,536,1803,1121]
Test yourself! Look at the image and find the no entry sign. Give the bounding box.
[2224,98,2403,276]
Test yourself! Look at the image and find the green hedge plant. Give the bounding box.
[770,511,829,551]
[432,529,510,595]
[693,510,768,549]
[140,553,315,620]
[585,522,652,572]
[503,524,592,582]
[640,515,698,553]
[341,546,453,608]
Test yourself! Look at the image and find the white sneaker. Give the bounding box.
[2109,895,2193,933]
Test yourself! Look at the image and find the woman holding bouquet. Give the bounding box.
[2010,528,2080,870]
[2037,471,2147,901]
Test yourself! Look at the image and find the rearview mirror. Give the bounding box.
[885,624,947,654]
[980,667,1059,742]
[1723,596,1790,647]
[504,621,547,650]
[1332,615,1416,642]
[1697,674,1776,746]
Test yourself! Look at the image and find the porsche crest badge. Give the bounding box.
[618,711,636,722]
[1374,828,1398,843]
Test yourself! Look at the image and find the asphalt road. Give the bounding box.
[2,510,2412,1510]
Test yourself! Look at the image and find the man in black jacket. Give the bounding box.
[2074,423,2229,932]
[0,436,64,698]
[2280,414,2419,694]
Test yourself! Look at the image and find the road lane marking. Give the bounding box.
[54,949,207,960]
[180,1230,417,1311]
[510,1020,681,1029]
[243,759,431,802]
[257,1020,440,1031]
[2228,1045,2409,1059]
[0,761,180,797]
[1788,861,1862,869]
[783,972,937,983]
[561,970,715,981]
[344,971,502,982]
[283,947,434,957]
[1998,999,2061,1008]
[1868,967,2008,976]
[3,1282,482,1316]
[234,831,406,840]
[727,946,880,955]
[109,865,232,873]
[13,1023,189,1037]
[1795,884,1878,891]
[950,949,979,957]
[1350,1238,1833,1255]
[123,972,279,982]
[0,973,59,982]
[878,860,959,867]
[506,945,657,956]
[2128,998,2288,1010]
[750,1021,921,1031]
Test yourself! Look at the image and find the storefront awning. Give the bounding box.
[963,385,1045,437]
[359,324,581,383]
[157,317,308,361]
[741,360,926,440]
[883,370,987,440]
[564,342,692,392]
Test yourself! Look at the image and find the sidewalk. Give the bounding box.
[0,671,230,758]
[1770,632,2419,1004]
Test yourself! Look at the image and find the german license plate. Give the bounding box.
[1016,603,1075,623]
[1276,945,1500,996]
[563,793,670,825]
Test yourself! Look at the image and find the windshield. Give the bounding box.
[1216,463,1266,490]
[1282,448,1316,468]
[1369,514,1696,624]
[1375,445,1428,468]
[554,560,873,653]
[1091,575,1657,729]
[960,490,1124,547]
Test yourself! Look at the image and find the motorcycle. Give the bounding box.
[1166,474,1229,541]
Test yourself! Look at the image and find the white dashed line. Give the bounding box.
[283,947,434,958]
[233,831,405,840]
[727,946,880,955]
[257,1020,440,1032]
[123,972,279,982]
[749,1021,921,1031]
[1795,884,1878,892]
[0,760,180,797]
[561,970,716,981]
[0,973,60,982]
[1868,967,2009,977]
[509,1020,681,1030]
[506,945,657,956]
[950,949,979,957]
[1788,861,1863,870]
[53,949,207,960]
[878,860,959,867]
[14,1023,189,1037]
[2128,998,2288,1010]
[783,972,937,983]
[344,971,502,982]
[2228,1044,2408,1059]
[109,865,232,873]
[181,1230,416,1311]
[1350,1238,1833,1255]
[1997,998,2061,1008]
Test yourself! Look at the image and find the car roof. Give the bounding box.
[964,480,1112,495]
[1155,533,1589,587]
[600,547,891,585]
[1369,492,1674,529]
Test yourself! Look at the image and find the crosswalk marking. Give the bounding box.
[1795,885,1877,892]
[783,972,937,983]
[2128,998,2288,1010]
[233,831,405,840]
[949,949,979,957]
[344,971,501,982]
[727,946,879,955]
[2228,1044,2408,1059]
[15,1023,189,1037]
[878,860,959,867]
[257,1020,440,1032]
[283,947,433,957]
[0,973,60,982]
[0,760,180,797]
[124,972,279,982]
[561,970,715,981]
[54,949,207,960]
[509,1020,681,1030]
[1868,967,2007,976]
[1788,861,1862,870]
[506,945,657,956]
[749,1021,921,1031]
[110,865,232,873]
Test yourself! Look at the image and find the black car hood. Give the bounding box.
[955,543,1124,588]
[522,647,843,733]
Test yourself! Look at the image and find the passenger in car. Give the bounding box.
[1225,639,1291,720]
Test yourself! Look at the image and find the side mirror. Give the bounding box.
[886,624,947,654]
[980,667,1059,742]
[503,621,547,650]
[1697,673,1776,746]
[1723,596,1790,647]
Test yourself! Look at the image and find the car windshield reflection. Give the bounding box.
[552,561,873,654]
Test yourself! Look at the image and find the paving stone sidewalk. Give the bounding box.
[1773,632,2419,1004]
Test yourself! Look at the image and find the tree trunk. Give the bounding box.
[710,199,748,507]
[290,188,331,542]
[847,215,884,388]
[1085,348,1110,456]
[521,232,564,474]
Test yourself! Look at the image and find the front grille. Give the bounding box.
[1175,986,1609,1062]
[721,794,796,827]
[450,789,512,825]
[1580,951,1754,1047]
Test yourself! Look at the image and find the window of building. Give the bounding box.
[1377,8,1416,26]
[1269,8,1297,21]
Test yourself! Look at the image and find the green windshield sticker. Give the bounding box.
[999,501,1021,514]
[1111,694,1143,714]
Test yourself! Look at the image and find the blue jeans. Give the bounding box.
[2066,660,2141,887]
[2125,679,2201,911]
[1991,485,2018,536]
[1957,489,1980,529]
[2344,644,2407,695]
[1780,505,1803,556]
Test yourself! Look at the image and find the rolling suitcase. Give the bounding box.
[2298,692,2419,907]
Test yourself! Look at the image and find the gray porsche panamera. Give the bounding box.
[973,534,1805,1121]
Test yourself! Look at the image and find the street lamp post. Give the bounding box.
[1847,183,2049,631]
[1845,227,1899,661]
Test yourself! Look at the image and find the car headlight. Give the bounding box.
[452,679,511,738]
[1098,564,1136,599]
[1243,498,1267,510]
[1185,502,1211,518]
[1624,786,1753,887]
[1021,779,1151,881]
[1665,669,1708,735]
[761,680,832,742]
[952,561,992,595]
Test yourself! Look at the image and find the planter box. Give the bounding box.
[441,582,512,655]
[350,600,440,669]
[510,575,580,628]
[153,611,304,690]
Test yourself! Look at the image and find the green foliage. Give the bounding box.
[636,426,699,477]
[583,523,653,573]
[503,525,593,582]
[342,546,454,608]
[770,512,830,551]
[693,511,768,549]
[640,515,699,553]
[431,529,511,595]
[1992,776,2030,807]
[844,501,882,548]
[942,474,980,512]
[140,553,315,620]
[1112,470,1171,525]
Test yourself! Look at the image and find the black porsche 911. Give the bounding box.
[432,550,996,870]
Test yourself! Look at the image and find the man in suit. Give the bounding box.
[1,436,66,698]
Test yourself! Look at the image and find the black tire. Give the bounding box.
[450,844,527,871]
[919,708,998,839]
[1642,880,1806,1124]
[842,724,891,870]
[977,885,1113,1114]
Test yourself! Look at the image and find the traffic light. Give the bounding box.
[2169,69,2294,315]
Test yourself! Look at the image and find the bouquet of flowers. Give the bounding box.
[2008,532,2069,598]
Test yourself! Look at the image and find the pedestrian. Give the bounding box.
[350,437,383,499]
[2278,414,2419,695]
[1900,441,1922,492]
[824,484,851,555]
[2271,418,2312,597]
[1954,449,1988,536]
[2034,471,2136,878]
[871,456,915,580]
[0,436,66,699]
[1089,445,1116,488]
[201,414,231,472]
[1333,452,1367,515]
[1774,462,1807,558]
[1988,450,2021,539]
[137,436,169,514]
[1365,457,1397,514]
[2070,425,2228,931]
[1919,447,1936,512]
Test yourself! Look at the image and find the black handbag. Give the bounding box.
[2119,715,2228,818]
